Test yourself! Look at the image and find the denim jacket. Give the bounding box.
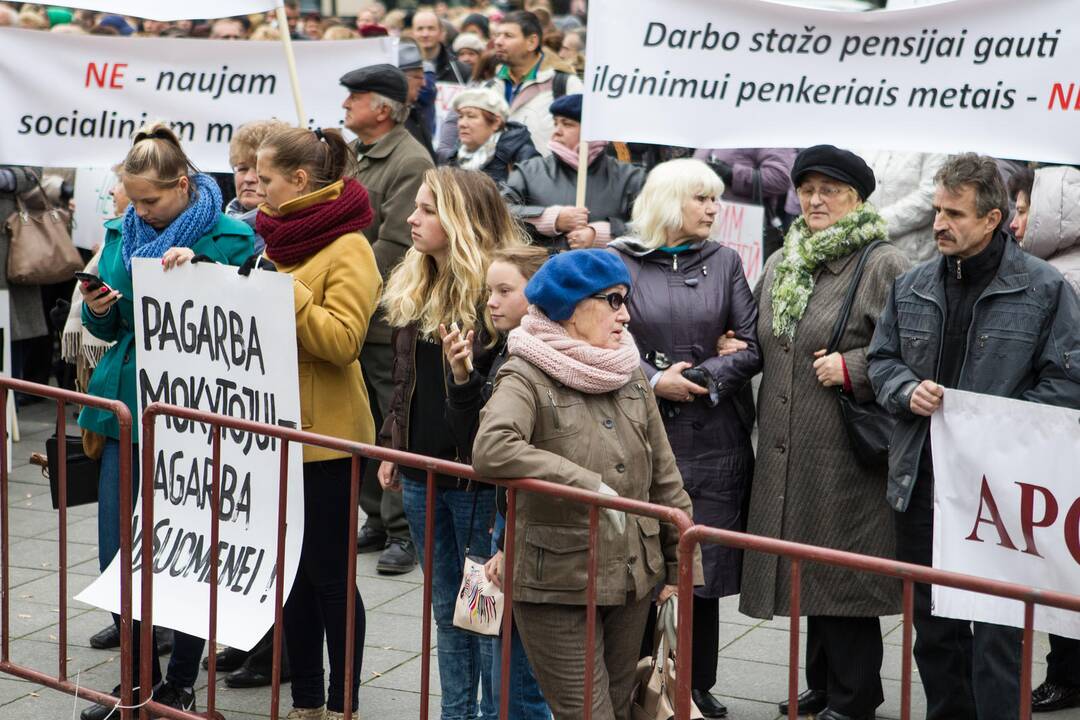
[867,232,1080,512]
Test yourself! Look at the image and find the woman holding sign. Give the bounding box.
[77,123,255,720]
[378,166,525,719]
[254,126,381,720]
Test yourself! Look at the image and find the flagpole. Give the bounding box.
[274,1,307,126]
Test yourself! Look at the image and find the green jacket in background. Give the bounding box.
[78,213,254,443]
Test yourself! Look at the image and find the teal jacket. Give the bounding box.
[78,213,254,443]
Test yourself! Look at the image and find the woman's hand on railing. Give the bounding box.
[377,461,400,491]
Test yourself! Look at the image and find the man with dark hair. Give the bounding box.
[868,153,1080,720]
[409,8,469,83]
[483,9,583,155]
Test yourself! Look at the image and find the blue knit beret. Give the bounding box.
[549,93,583,123]
[525,249,632,321]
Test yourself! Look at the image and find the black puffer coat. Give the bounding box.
[446,122,540,184]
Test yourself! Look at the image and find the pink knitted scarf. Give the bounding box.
[507,306,639,394]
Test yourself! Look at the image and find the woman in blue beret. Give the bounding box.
[472,249,701,720]
[739,145,910,720]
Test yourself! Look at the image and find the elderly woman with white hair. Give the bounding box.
[445,85,539,183]
[610,158,762,719]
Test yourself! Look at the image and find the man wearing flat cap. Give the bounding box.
[870,154,1080,720]
[340,62,433,575]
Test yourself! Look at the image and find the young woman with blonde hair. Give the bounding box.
[377,166,525,719]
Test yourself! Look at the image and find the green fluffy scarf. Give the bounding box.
[770,203,888,340]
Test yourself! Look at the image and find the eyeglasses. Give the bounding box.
[590,292,629,311]
[796,184,849,200]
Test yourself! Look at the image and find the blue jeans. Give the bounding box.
[489,514,551,720]
[99,440,205,689]
[401,480,496,720]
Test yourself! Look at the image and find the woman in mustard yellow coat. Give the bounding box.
[254,126,381,720]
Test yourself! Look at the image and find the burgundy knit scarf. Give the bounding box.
[256,178,374,266]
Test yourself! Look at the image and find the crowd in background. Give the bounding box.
[3,2,1080,720]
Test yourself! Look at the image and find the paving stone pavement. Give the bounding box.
[1,400,1077,719]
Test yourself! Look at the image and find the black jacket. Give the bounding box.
[501,152,644,251]
[433,44,470,84]
[868,232,1080,512]
[446,122,540,184]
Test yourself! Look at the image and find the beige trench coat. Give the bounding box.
[740,243,910,619]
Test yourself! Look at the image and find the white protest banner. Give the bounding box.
[931,389,1080,639]
[72,167,118,251]
[583,0,1080,164]
[23,1,279,21]
[709,200,766,287]
[434,82,466,151]
[77,261,305,651]
[0,29,397,172]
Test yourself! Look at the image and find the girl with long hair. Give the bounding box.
[377,166,525,719]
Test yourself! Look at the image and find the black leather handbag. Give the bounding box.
[826,240,895,469]
[45,433,100,509]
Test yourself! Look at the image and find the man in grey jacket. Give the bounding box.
[867,154,1080,720]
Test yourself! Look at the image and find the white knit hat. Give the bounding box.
[452,32,486,55]
[451,86,509,121]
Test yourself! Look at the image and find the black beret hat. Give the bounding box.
[339,63,408,105]
[549,93,582,123]
[791,145,876,200]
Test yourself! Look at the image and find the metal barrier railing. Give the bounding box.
[675,525,1080,720]
[5,382,1080,720]
[141,401,695,720]
[0,377,137,717]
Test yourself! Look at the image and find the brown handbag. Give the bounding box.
[631,597,703,720]
[5,177,84,285]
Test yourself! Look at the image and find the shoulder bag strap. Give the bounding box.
[826,240,885,355]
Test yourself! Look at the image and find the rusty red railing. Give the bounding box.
[675,525,1080,720]
[4,381,1080,720]
[0,377,137,717]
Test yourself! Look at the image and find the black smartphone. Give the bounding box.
[74,271,106,293]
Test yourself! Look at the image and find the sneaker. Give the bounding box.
[80,685,121,720]
[376,538,417,575]
[325,711,358,720]
[286,708,326,720]
[151,681,196,718]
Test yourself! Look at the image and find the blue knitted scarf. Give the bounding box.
[121,173,221,270]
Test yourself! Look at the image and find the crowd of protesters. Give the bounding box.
[4,2,1080,720]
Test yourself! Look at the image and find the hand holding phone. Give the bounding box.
[74,271,106,293]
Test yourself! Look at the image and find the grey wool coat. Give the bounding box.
[0,166,48,342]
[739,241,910,619]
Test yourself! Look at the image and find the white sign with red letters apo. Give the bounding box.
[77,260,305,651]
[931,389,1080,639]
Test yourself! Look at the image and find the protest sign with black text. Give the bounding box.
[0,30,396,172]
[77,261,305,651]
[582,0,1080,164]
